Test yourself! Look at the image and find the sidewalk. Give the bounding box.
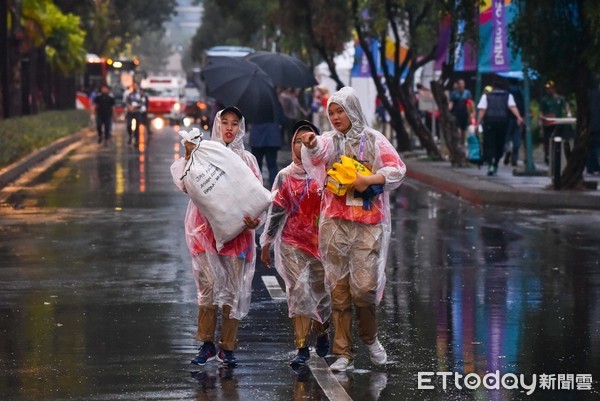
[405,157,599,210]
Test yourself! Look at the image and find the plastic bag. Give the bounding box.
[178,127,203,146]
[466,125,482,166]
[181,140,271,250]
[325,155,372,196]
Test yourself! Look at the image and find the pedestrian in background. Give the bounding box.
[250,117,283,188]
[125,82,143,145]
[539,81,569,164]
[279,87,308,145]
[476,78,523,176]
[260,120,331,368]
[449,78,473,143]
[503,82,526,166]
[312,86,330,131]
[171,106,262,368]
[300,87,406,372]
[93,84,115,145]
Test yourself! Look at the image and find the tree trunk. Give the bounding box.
[560,61,590,189]
[430,80,468,166]
[8,35,22,117]
[398,82,441,158]
[386,105,411,151]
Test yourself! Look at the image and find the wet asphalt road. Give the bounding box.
[0,124,599,401]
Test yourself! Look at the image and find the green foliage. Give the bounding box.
[191,0,278,60]
[22,0,86,73]
[54,0,177,57]
[0,110,89,169]
[511,0,600,93]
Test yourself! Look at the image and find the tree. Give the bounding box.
[55,0,177,57]
[429,0,479,166]
[1,0,85,117]
[277,0,354,89]
[511,0,599,189]
[132,30,173,75]
[190,0,277,62]
[23,0,86,73]
[352,0,441,155]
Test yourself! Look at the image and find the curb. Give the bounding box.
[0,128,91,189]
[405,160,599,210]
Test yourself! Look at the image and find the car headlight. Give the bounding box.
[152,118,165,130]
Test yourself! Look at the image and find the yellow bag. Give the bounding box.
[326,156,372,196]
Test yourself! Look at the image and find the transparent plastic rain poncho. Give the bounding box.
[260,129,331,324]
[171,109,262,320]
[300,87,406,305]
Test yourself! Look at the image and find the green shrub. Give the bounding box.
[0,110,89,169]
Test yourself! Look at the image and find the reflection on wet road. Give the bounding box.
[0,125,598,400]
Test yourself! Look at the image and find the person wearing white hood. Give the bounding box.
[300,87,406,372]
[171,106,262,368]
[260,120,331,368]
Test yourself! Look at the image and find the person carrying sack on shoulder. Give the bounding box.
[300,86,406,372]
[171,106,262,368]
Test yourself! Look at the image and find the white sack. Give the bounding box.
[180,140,271,250]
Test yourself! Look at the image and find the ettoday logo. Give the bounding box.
[417,371,593,395]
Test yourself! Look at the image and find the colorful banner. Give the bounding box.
[352,30,409,78]
[478,0,522,73]
[435,0,521,74]
[435,16,477,72]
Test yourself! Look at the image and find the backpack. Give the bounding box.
[484,91,509,123]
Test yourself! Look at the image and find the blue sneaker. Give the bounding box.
[191,342,217,365]
[315,333,330,357]
[290,347,310,367]
[217,349,238,367]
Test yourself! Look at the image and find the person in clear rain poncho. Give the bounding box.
[300,87,406,372]
[260,120,331,368]
[171,107,262,368]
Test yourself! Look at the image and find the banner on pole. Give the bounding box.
[478,0,522,73]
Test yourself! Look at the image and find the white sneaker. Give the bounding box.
[367,338,387,365]
[329,357,355,372]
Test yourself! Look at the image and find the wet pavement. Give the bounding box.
[0,124,599,400]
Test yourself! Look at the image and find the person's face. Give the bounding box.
[328,102,351,133]
[101,86,109,94]
[221,112,240,144]
[457,80,465,90]
[292,130,308,161]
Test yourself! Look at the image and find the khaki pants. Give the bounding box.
[192,253,247,351]
[319,218,383,358]
[292,316,329,349]
[279,242,331,348]
[196,305,239,351]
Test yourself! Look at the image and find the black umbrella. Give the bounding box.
[245,51,318,89]
[201,56,280,123]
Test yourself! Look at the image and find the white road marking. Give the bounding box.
[261,275,286,300]
[262,275,353,400]
[308,353,353,401]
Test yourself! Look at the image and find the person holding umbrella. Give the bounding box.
[300,87,406,372]
[260,120,331,368]
[171,106,262,368]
